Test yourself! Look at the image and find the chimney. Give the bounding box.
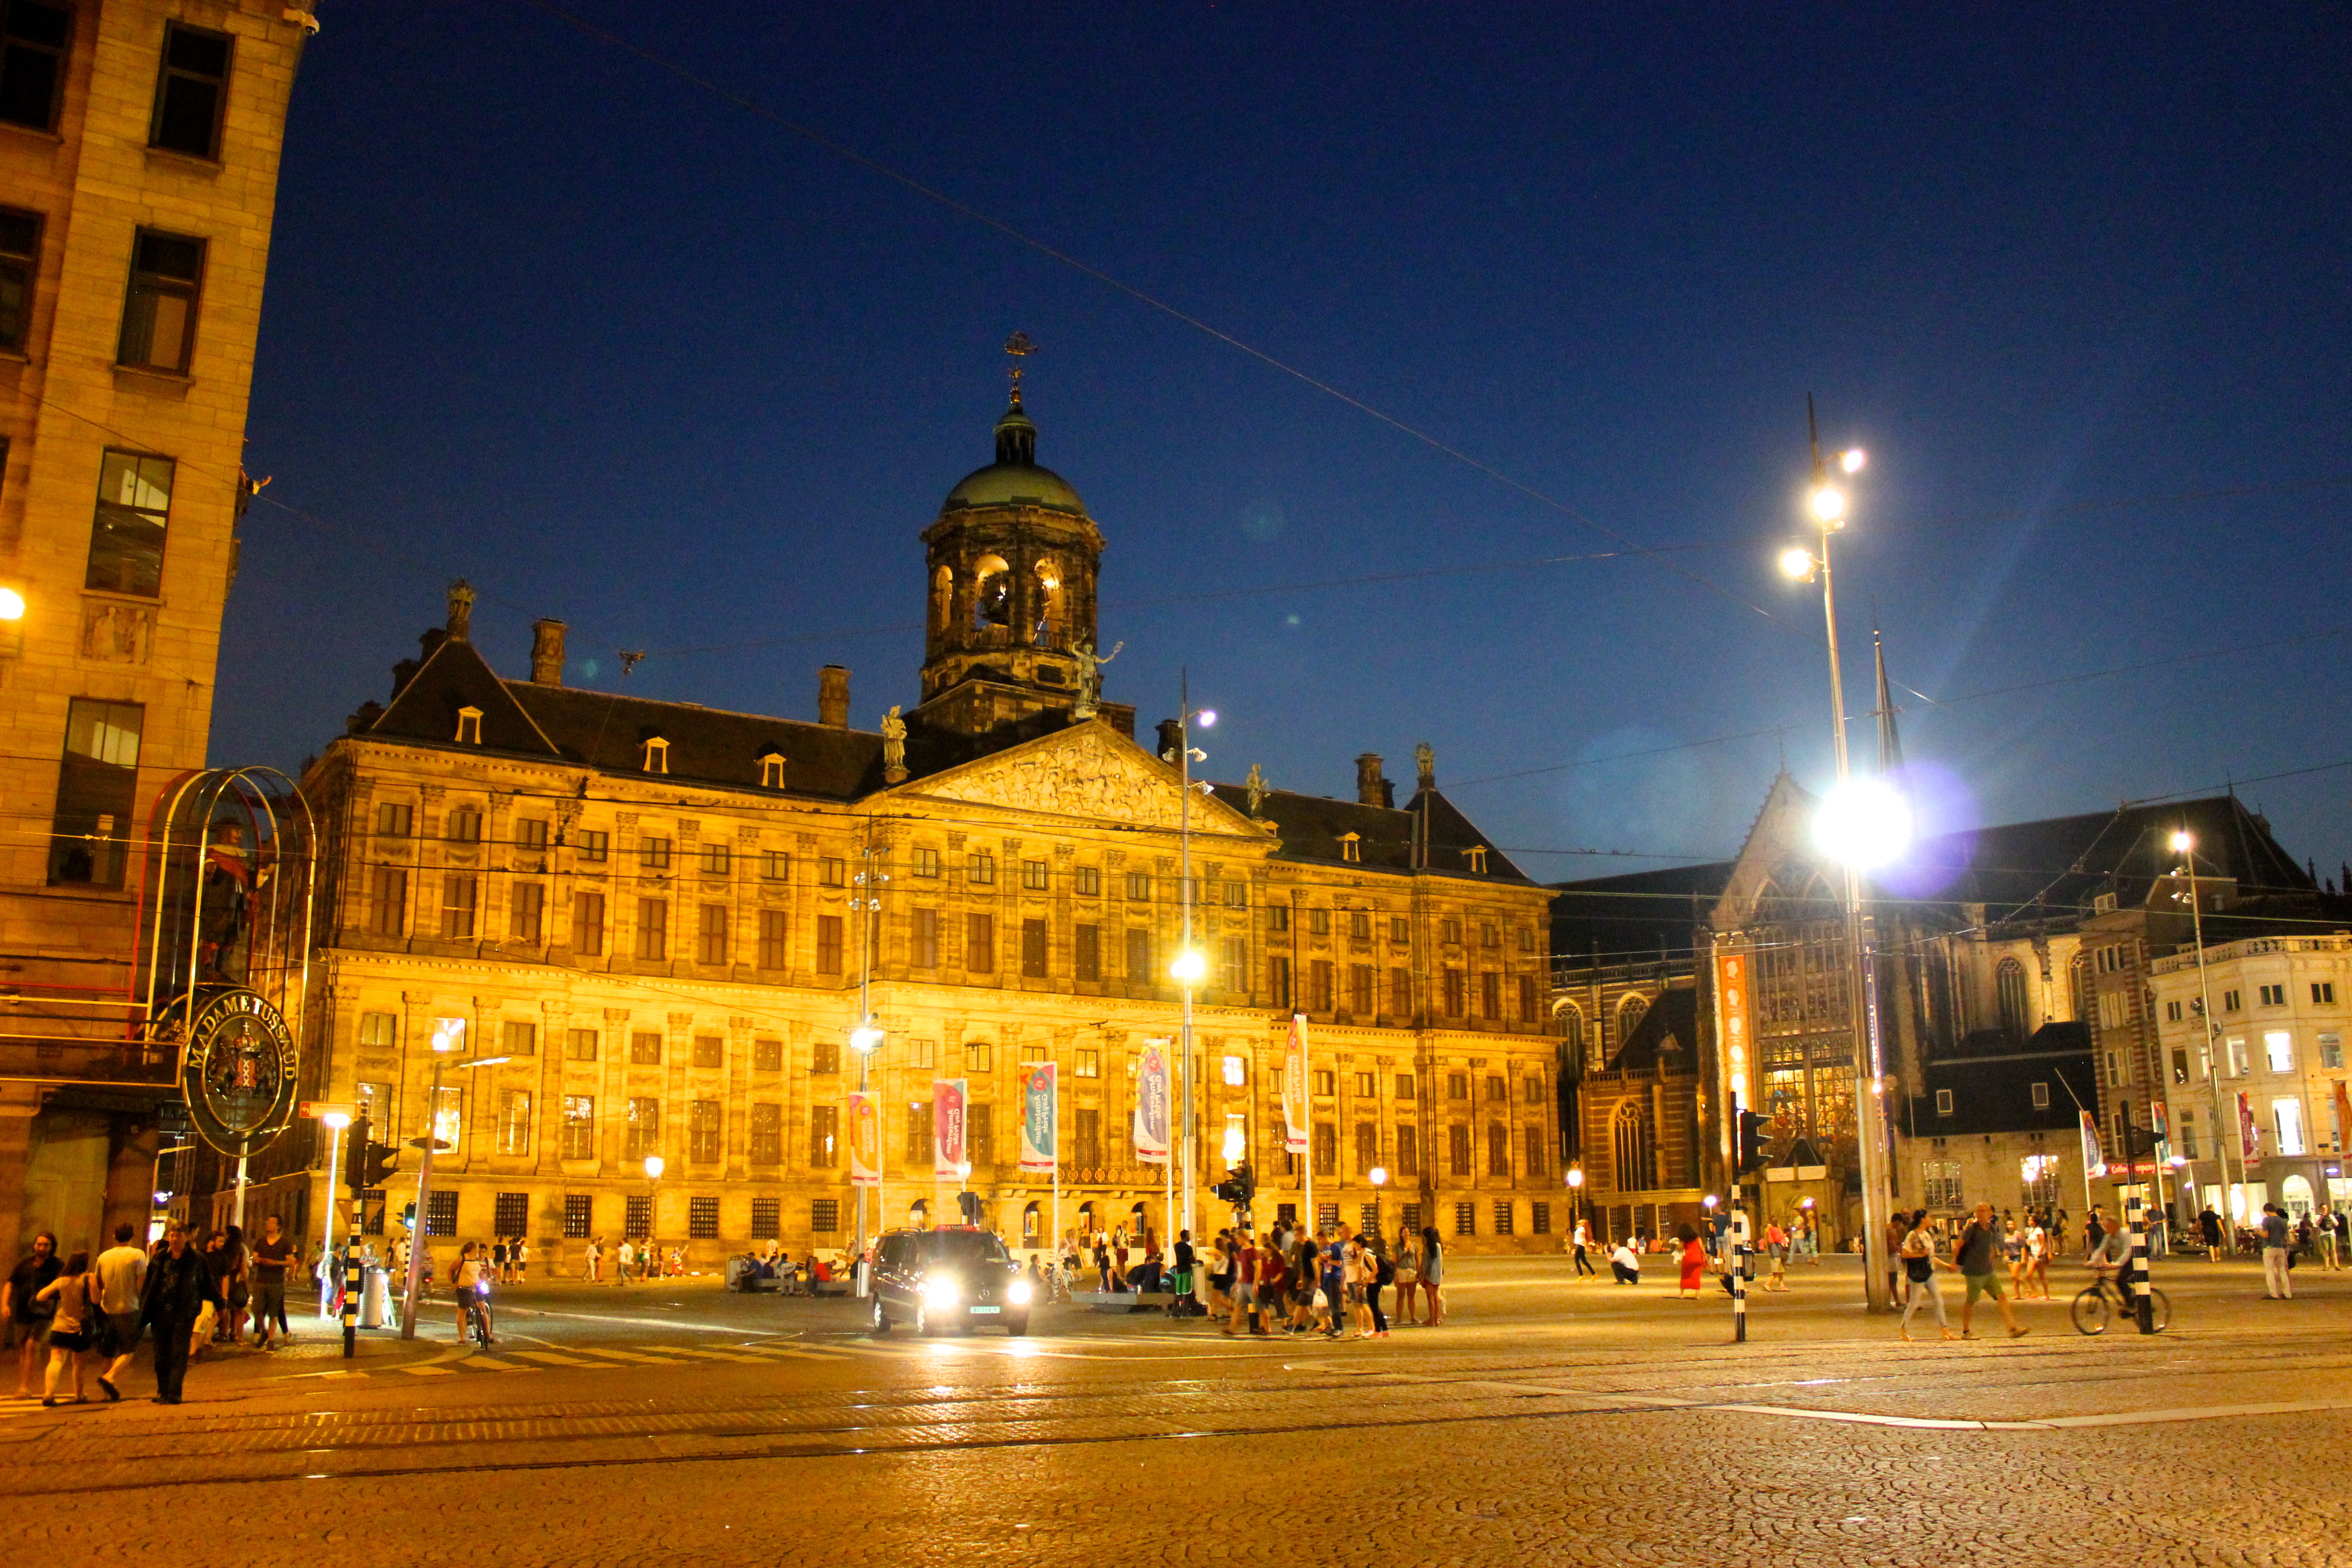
[818,665,851,729]
[1156,718,1183,761]
[446,578,475,642]
[530,619,567,686]
[1355,753,1387,808]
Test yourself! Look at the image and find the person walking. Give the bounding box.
[2260,1203,2293,1299]
[1763,1221,1788,1291]
[2196,1205,2223,1263]
[1570,1217,1596,1279]
[617,1238,635,1285]
[139,1224,222,1405]
[1221,1232,1259,1337]
[1366,1236,1392,1338]
[1955,1202,2029,1339]
[1898,1211,1956,1342]
[583,1236,602,1283]
[1419,1226,1445,1326]
[250,1215,294,1350]
[1675,1224,1706,1299]
[93,1223,146,1402]
[5,1232,60,1399]
[34,1251,100,1406]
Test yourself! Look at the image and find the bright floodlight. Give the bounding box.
[1840,447,1867,474]
[1566,1167,1584,1189]
[1815,776,1913,869]
[1196,709,1216,728]
[1169,949,1206,985]
[1369,1166,1388,1188]
[1779,547,1815,580]
[1808,484,1847,523]
[1222,1122,1245,1161]
[643,1154,665,1181]
[323,1110,352,1131]
[2169,829,2194,854]
[0,587,23,621]
[849,1023,884,1054]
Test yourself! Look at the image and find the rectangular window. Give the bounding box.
[374,801,412,838]
[1349,910,1372,943]
[2227,1037,2248,1077]
[2260,984,2287,1007]
[2315,983,2338,1006]
[630,1032,662,1067]
[497,1090,532,1156]
[1125,926,1151,983]
[696,902,729,965]
[564,1193,593,1238]
[1480,971,1501,1021]
[1391,916,1410,946]
[1223,936,1248,995]
[1519,974,1539,1023]
[1350,963,1375,1015]
[908,1040,938,1070]
[0,0,69,130]
[1488,1123,1511,1176]
[1126,870,1152,902]
[1493,1201,1514,1235]
[1021,917,1049,978]
[1075,1049,1101,1079]
[689,1100,721,1164]
[749,1103,781,1165]
[1442,918,1462,946]
[624,1195,650,1240]
[754,1037,783,1072]
[1309,907,1330,937]
[2031,1080,2050,1109]
[515,818,549,853]
[2225,990,2242,1013]
[821,857,846,887]
[1395,1125,1418,1176]
[686,1196,719,1240]
[911,847,939,879]
[1225,879,1247,909]
[1269,956,1292,1011]
[510,882,545,942]
[1921,1161,1963,1208]
[445,805,482,843]
[562,1028,598,1064]
[1309,959,1334,1013]
[691,1034,723,1069]
[1524,1127,1546,1177]
[810,1199,840,1234]
[1443,969,1466,1017]
[1314,1068,1336,1096]
[1313,1122,1337,1177]
[0,208,36,351]
[1074,923,1100,981]
[431,1085,464,1156]
[1073,1109,1102,1168]
[905,1103,933,1167]
[151,22,231,159]
[624,1097,660,1160]
[440,874,477,939]
[968,912,996,973]
[1455,1201,1476,1238]
[499,1019,536,1058]
[578,829,609,863]
[1935,1088,1955,1116]
[757,908,789,970]
[2323,1034,2344,1071]
[1448,1073,1468,1101]
[2171,1049,2190,1085]
[635,897,668,960]
[118,231,205,373]
[1532,1201,1551,1235]
[1389,967,1411,1019]
[46,699,142,888]
[1075,864,1100,897]
[1356,1070,1376,1097]
[1022,858,1049,891]
[573,891,605,956]
[1270,905,1290,933]
[808,1104,838,1167]
[560,1095,594,1159]
[1481,921,1499,949]
[2274,1097,2308,1157]
[2265,1031,2294,1073]
[968,1103,993,1168]
[356,1014,397,1055]
[913,906,940,969]
[1449,1123,1471,1176]
[750,1197,780,1238]
[968,852,995,885]
[639,836,671,871]
[2166,1000,2184,1023]
[87,450,175,597]
[700,842,731,877]
[426,1190,459,1240]
[816,914,843,975]
[1354,1122,1377,1173]
[758,850,790,882]
[811,1039,839,1074]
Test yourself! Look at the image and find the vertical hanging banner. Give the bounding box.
[2238,1092,2261,1162]
[1717,948,1751,1107]
[1020,1063,1058,1175]
[1134,1042,1171,1164]
[2079,1110,2107,1179]
[1281,1014,1310,1156]
[847,1092,880,1189]
[934,1079,968,1180]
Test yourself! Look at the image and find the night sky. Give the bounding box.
[219,5,2352,881]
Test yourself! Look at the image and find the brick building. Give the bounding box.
[224,387,1560,1271]
[0,0,314,1264]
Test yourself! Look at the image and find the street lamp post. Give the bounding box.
[318,1109,350,1318]
[1167,673,1215,1242]
[398,1049,509,1340]
[1780,420,1897,1313]
[2172,831,2237,1221]
[643,1153,665,1270]
[1567,1166,1585,1237]
[1369,1166,1388,1248]
[850,842,888,1293]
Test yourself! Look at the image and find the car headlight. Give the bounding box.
[1007,1278,1034,1305]
[921,1278,960,1309]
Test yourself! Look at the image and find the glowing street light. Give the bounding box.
[1779,546,1817,582]
[849,1022,884,1055]
[1840,447,1867,475]
[1814,777,1914,870]
[0,587,24,620]
[1808,483,1847,524]
[644,1154,665,1182]
[1169,949,1206,985]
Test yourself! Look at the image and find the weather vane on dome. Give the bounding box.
[1004,330,1036,407]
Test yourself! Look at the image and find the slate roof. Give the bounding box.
[1550,861,1736,967]
[1207,784,1534,884]
[1901,1021,2095,1138]
[1609,983,1700,1073]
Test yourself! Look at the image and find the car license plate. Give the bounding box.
[969,1305,1000,1314]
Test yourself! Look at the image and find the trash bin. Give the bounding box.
[361,1266,389,1328]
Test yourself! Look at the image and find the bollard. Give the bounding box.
[2127,1189,2154,1334]
[1731,1205,1750,1343]
[341,1198,362,1357]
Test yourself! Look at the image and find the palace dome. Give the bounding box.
[941,403,1088,515]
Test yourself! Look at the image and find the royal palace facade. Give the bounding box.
[201,387,1562,1269]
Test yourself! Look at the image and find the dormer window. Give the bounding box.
[641,736,669,774]
[1465,844,1489,874]
[1338,831,1362,864]
[454,706,482,745]
[759,750,786,789]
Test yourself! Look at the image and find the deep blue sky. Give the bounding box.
[220,4,2352,879]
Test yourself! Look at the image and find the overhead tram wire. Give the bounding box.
[505,0,1784,628]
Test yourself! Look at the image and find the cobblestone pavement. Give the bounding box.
[10,1255,2350,1566]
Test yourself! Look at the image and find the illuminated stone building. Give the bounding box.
[0,0,314,1263]
[249,386,1559,1270]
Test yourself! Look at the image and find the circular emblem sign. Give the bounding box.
[176,988,298,1156]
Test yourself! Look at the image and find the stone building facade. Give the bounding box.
[212,390,1559,1270]
[0,0,313,1264]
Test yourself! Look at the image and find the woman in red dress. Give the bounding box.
[1676,1223,1706,1299]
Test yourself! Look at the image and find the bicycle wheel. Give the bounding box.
[2146,1287,2171,1333]
[2069,1286,2110,1336]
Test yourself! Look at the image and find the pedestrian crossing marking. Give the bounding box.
[505,1350,603,1367]
[397,1365,458,1377]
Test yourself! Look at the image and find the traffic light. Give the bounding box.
[357,1138,399,1192]
[1736,1109,1770,1175]
[956,1191,982,1226]
[401,1202,418,1234]
[1213,1161,1256,1208]
[342,1117,372,1194]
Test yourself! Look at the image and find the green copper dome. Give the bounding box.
[941,402,1088,515]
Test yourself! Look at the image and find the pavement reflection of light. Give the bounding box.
[1003,1340,1044,1359]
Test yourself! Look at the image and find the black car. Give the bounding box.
[869,1225,1034,1336]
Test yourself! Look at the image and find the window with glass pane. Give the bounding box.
[808,1104,838,1167]
[577,829,608,863]
[573,891,604,956]
[431,1086,463,1156]
[1125,926,1150,982]
[1073,923,1098,981]
[689,1100,721,1163]
[426,1190,458,1238]
[47,699,142,887]
[635,897,667,960]
[86,451,174,597]
[816,914,843,974]
[440,874,476,939]
[624,1195,650,1240]
[751,1197,780,1237]
[749,1103,781,1165]
[700,842,730,877]
[625,1097,659,1159]
[496,1090,531,1155]
[118,231,204,372]
[0,209,34,350]
[560,1095,594,1159]
[753,1037,782,1071]
[1395,1125,1418,1175]
[0,0,69,130]
[756,908,788,970]
[150,22,230,157]
[564,1193,593,1238]
[629,1031,662,1066]
[500,1019,535,1058]
[916,907,941,969]
[1021,917,1048,977]
[1022,858,1048,891]
[1074,864,1098,896]
[1223,936,1247,994]
[968,912,995,973]
[696,902,728,964]
[509,882,544,942]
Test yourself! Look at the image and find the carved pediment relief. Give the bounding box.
[912,724,1257,834]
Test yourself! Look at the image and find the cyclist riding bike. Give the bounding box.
[2083,1217,2132,1307]
[451,1243,495,1346]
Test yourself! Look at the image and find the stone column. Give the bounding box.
[0,1087,39,1268]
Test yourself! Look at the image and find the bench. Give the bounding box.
[1071,1290,1177,1313]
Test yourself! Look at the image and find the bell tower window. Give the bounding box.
[931,565,953,634]
[973,555,1011,628]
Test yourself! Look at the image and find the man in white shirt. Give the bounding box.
[617,1239,636,1284]
[93,1223,147,1401]
[1608,1240,1642,1285]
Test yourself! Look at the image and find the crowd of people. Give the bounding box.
[1031,1218,1443,1338]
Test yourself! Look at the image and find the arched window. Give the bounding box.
[1611,1100,1657,1192]
[1034,555,1065,645]
[1616,993,1649,1047]
[1996,957,2030,1041]
[1554,1000,1584,1056]
[931,564,953,634]
[973,554,1011,628]
[908,1198,930,1229]
[1022,1200,1041,1241]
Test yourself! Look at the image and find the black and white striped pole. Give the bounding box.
[1731,1201,1750,1342]
[341,1197,362,1357]
[2127,1103,2155,1334]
